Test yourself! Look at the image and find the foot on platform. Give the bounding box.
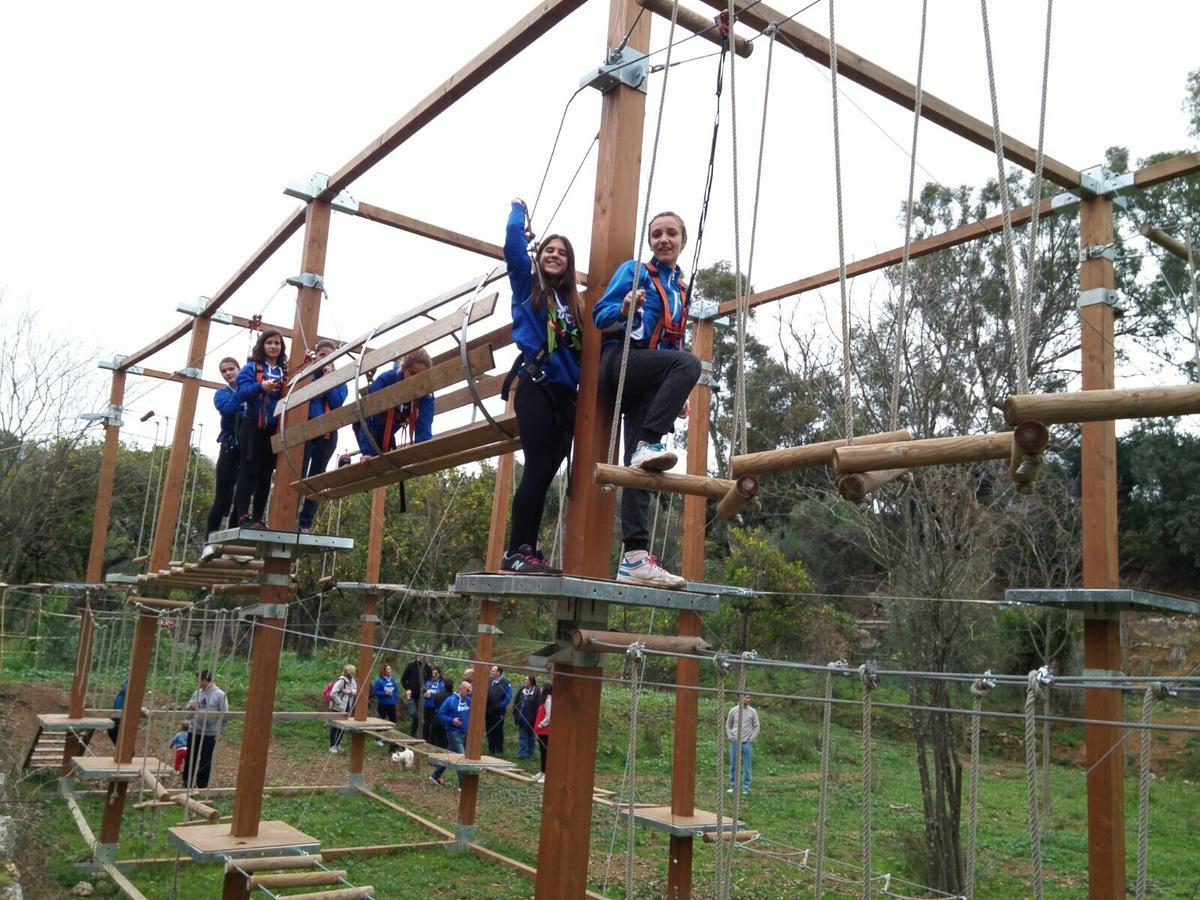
[617,550,685,589]
[500,545,560,575]
[630,440,677,472]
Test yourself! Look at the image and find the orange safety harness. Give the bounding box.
[254,362,287,431]
[644,260,689,351]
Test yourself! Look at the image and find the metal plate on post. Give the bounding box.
[453,573,717,612]
[208,526,354,554]
[1004,587,1200,616]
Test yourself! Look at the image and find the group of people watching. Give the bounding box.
[204,333,435,536]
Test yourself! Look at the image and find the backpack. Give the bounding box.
[322,679,337,706]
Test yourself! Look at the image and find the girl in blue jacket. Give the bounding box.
[500,199,584,574]
[593,211,701,589]
[371,663,399,726]
[353,349,435,456]
[205,356,244,534]
[233,330,288,526]
[297,339,348,531]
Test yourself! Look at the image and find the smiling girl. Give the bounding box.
[233,329,288,526]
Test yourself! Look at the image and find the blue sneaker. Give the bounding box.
[617,550,686,589]
[630,441,677,472]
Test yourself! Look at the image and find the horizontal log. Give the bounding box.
[141,770,219,822]
[1140,223,1191,262]
[205,544,258,558]
[273,343,495,453]
[592,463,736,500]
[226,854,324,874]
[833,433,1012,474]
[732,430,911,476]
[1004,384,1200,425]
[837,468,908,504]
[571,630,710,654]
[211,583,266,597]
[715,474,759,521]
[127,597,195,609]
[283,887,372,900]
[636,0,753,57]
[248,870,346,889]
[703,830,760,843]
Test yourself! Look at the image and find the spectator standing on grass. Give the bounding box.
[422,666,448,745]
[725,693,760,795]
[372,663,399,725]
[430,680,472,787]
[183,670,229,789]
[533,684,552,783]
[513,674,540,761]
[485,665,513,756]
[400,654,432,737]
[328,665,357,753]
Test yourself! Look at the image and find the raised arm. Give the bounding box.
[505,201,533,303]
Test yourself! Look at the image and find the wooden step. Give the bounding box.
[248,870,347,889]
[224,854,323,874]
[287,888,373,900]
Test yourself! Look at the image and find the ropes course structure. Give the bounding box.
[13,1,1200,899]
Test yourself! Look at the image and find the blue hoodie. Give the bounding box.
[372,674,399,709]
[235,361,287,429]
[437,691,470,735]
[305,371,348,427]
[505,202,582,389]
[593,257,689,350]
[213,385,243,448]
[353,365,434,456]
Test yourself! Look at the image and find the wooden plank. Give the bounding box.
[322,841,452,860]
[225,855,323,874]
[357,202,505,260]
[274,343,495,453]
[697,0,1080,188]
[284,292,498,410]
[435,372,505,416]
[285,888,373,900]
[732,429,911,476]
[833,432,1012,474]
[1133,151,1200,189]
[356,787,456,840]
[637,0,753,57]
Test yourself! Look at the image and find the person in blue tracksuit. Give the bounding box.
[372,663,399,726]
[421,666,447,745]
[500,199,584,574]
[233,330,288,526]
[205,357,244,534]
[297,339,348,531]
[429,680,471,787]
[353,349,435,457]
[593,211,701,589]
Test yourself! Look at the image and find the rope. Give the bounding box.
[815,663,841,898]
[828,0,854,443]
[859,664,877,900]
[1024,667,1051,900]
[605,0,680,467]
[979,0,1030,396]
[722,653,753,898]
[888,0,929,432]
[1136,682,1174,899]
[180,425,203,561]
[624,642,645,898]
[135,421,162,558]
[726,1,746,460]
[966,672,995,899]
[712,653,730,895]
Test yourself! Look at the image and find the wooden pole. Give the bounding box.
[715,474,758,521]
[635,0,754,57]
[485,396,517,572]
[836,468,908,504]
[62,602,98,774]
[1139,222,1191,261]
[1078,196,1125,900]
[536,2,649,896]
[458,596,496,835]
[223,200,331,900]
[350,488,386,780]
[593,463,737,499]
[832,432,1012,474]
[731,429,911,476]
[572,630,709,654]
[1004,383,1200,425]
[87,371,127,582]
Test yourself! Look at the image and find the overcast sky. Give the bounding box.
[2,1,1197,459]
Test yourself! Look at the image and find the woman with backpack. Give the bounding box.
[326,664,357,753]
[233,330,288,526]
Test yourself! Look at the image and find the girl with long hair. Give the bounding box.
[233,329,288,526]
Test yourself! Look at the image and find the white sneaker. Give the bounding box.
[630,441,677,472]
[532,772,544,783]
[617,550,686,589]
[329,746,339,754]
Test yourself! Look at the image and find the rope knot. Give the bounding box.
[625,640,646,661]
[740,650,758,663]
[1150,681,1177,701]
[971,670,998,696]
[1027,666,1053,698]
[858,664,878,692]
[713,652,730,676]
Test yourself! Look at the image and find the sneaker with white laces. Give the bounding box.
[532,772,544,783]
[500,544,561,575]
[630,440,677,472]
[617,550,686,589]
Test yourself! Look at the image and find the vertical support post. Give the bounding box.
[1078,195,1125,900]
[536,3,650,897]
[667,319,715,899]
[87,371,126,582]
[485,397,517,572]
[226,197,330,882]
[350,487,386,781]
[62,602,98,773]
[458,597,497,840]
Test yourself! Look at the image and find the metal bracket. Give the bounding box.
[453,824,476,848]
[477,623,503,635]
[80,404,124,428]
[175,367,203,379]
[287,272,326,292]
[1078,287,1120,310]
[1079,165,1136,198]
[697,360,716,388]
[176,298,233,325]
[690,299,720,321]
[283,172,359,214]
[360,614,380,624]
[98,356,130,372]
[580,45,648,94]
[1050,189,1129,214]
[1082,243,1117,263]
[242,603,288,620]
[258,572,292,587]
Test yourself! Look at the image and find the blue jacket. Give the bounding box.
[506,202,582,389]
[213,386,243,449]
[353,365,434,456]
[594,257,689,350]
[305,372,348,428]
[515,686,541,727]
[372,675,399,708]
[236,361,287,430]
[422,677,447,710]
[437,692,470,735]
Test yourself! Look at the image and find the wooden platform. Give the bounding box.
[71,756,171,781]
[617,805,746,837]
[1004,587,1200,616]
[167,820,321,863]
[38,713,115,732]
[453,572,717,612]
[331,717,395,732]
[207,526,354,554]
[426,752,516,773]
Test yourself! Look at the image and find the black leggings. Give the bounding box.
[298,434,336,529]
[233,419,276,523]
[538,734,549,773]
[507,380,576,553]
[206,442,240,534]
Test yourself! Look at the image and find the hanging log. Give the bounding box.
[592,463,737,500]
[833,432,1012,474]
[571,629,709,655]
[1003,384,1200,426]
[285,889,374,900]
[140,770,219,822]
[248,871,347,889]
[635,0,754,57]
[702,829,760,843]
[1139,223,1191,261]
[731,429,911,476]
[715,474,759,521]
[837,468,908,503]
[1009,420,1050,494]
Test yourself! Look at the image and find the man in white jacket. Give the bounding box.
[725,693,760,795]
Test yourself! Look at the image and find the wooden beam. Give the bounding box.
[1139,223,1191,262]
[837,468,908,504]
[572,629,709,654]
[86,371,126,582]
[273,343,495,453]
[124,365,224,392]
[696,0,1080,188]
[225,855,324,874]
[247,871,347,889]
[357,202,505,261]
[592,463,737,500]
[1133,151,1200,189]
[732,429,911,476]
[1003,384,1200,425]
[485,396,517,571]
[350,488,385,780]
[435,372,505,417]
[715,474,759,521]
[636,0,753,58]
[833,432,1012,474]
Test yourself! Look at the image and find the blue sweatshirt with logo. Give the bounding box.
[235,361,287,429]
[353,365,435,455]
[437,692,470,736]
[506,202,582,388]
[593,257,688,350]
[213,385,243,448]
[372,675,399,709]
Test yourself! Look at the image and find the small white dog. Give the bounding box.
[391,748,415,771]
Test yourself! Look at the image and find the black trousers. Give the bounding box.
[298,434,336,529]
[206,442,240,535]
[508,380,576,553]
[182,732,217,788]
[538,734,550,774]
[233,419,276,523]
[600,345,701,551]
[486,712,505,755]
